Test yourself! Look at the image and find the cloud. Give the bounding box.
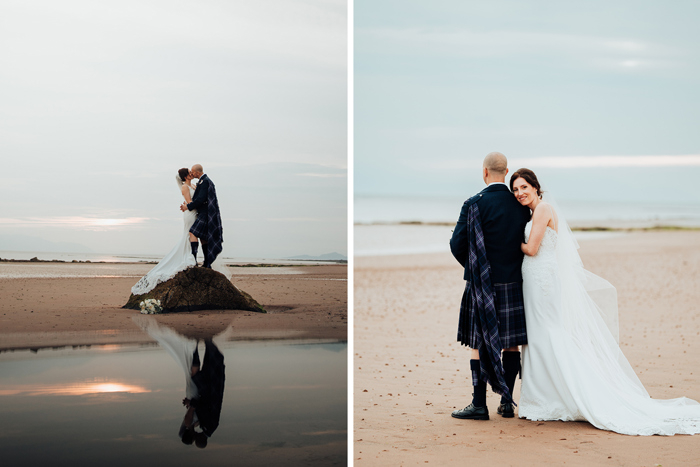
[0,2,347,258]
[297,173,347,178]
[422,155,700,171]
[359,27,679,71]
[264,217,343,222]
[1,0,347,75]
[512,155,700,168]
[1,0,348,169]
[2,217,150,229]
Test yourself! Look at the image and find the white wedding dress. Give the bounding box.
[519,206,700,436]
[131,179,231,295]
[133,315,200,399]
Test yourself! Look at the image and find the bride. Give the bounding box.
[511,168,700,436]
[131,168,230,295]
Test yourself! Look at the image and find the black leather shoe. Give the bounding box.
[497,402,514,418]
[451,404,489,420]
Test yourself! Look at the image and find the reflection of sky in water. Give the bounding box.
[0,341,347,466]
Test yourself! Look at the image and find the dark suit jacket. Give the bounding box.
[187,176,210,218]
[450,184,531,284]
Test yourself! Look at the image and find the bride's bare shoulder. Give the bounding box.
[535,201,556,214]
[531,202,555,223]
[535,201,558,231]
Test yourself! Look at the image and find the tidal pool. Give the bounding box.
[0,331,347,466]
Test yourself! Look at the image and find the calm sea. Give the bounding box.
[355,195,700,227]
[354,195,699,257]
[0,251,337,265]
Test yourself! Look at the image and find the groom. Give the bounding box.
[180,164,223,268]
[449,152,531,420]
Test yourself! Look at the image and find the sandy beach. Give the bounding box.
[354,230,700,465]
[0,263,347,351]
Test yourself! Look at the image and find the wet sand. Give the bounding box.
[0,264,347,351]
[354,231,700,465]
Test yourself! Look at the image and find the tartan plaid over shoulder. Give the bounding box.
[189,174,224,262]
[204,177,223,261]
[459,202,514,403]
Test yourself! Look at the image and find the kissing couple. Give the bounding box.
[131,164,230,296]
[449,152,700,435]
[133,316,226,449]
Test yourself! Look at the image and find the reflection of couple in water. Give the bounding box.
[179,339,225,448]
[133,316,226,449]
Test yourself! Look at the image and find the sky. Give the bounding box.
[1,0,347,258]
[355,1,700,206]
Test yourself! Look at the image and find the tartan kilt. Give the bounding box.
[458,281,527,349]
[190,213,208,238]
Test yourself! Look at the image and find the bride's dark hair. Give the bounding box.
[178,168,189,182]
[510,168,543,199]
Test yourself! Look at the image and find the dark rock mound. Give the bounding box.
[123,267,265,313]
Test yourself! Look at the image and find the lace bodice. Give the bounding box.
[524,221,558,256]
[522,221,559,295]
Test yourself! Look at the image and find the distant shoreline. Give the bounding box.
[0,257,158,265]
[354,221,700,231]
[0,257,347,266]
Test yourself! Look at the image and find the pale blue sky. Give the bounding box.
[355,1,700,204]
[1,0,347,257]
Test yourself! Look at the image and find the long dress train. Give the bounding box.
[131,183,231,295]
[519,217,700,436]
[132,315,199,399]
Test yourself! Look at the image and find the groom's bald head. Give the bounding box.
[483,152,508,184]
[191,164,204,177]
[484,152,508,174]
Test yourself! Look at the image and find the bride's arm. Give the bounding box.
[181,185,193,204]
[521,204,551,256]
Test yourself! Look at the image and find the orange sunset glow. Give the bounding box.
[0,381,151,397]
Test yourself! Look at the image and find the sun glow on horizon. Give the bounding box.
[1,217,149,229]
[0,381,151,397]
